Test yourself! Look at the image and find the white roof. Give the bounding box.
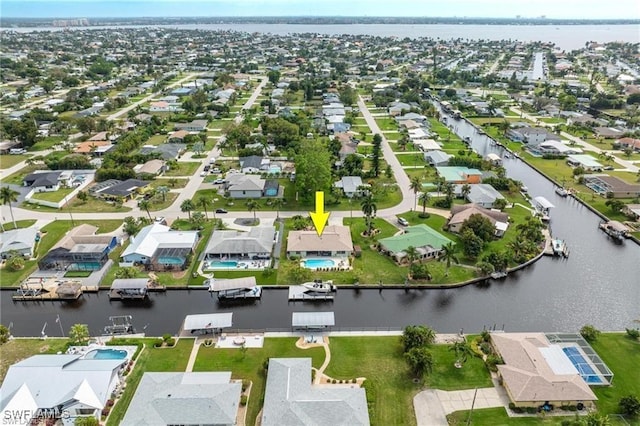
[122,223,198,259]
[534,196,555,209]
[292,312,335,327]
[413,139,440,151]
[539,346,579,376]
[208,276,257,291]
[110,278,149,290]
[183,313,233,331]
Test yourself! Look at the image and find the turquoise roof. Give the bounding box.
[436,166,483,182]
[379,224,452,254]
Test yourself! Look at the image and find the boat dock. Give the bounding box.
[12,277,98,301]
[288,285,335,301]
[108,278,166,300]
[208,277,262,300]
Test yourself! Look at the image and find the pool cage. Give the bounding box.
[545,333,614,385]
[148,247,192,271]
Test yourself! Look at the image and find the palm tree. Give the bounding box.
[138,199,152,221]
[418,192,431,216]
[460,183,471,200]
[360,195,377,236]
[409,176,421,210]
[405,245,419,266]
[246,199,259,222]
[439,242,459,276]
[156,185,169,202]
[197,195,210,220]
[167,178,178,188]
[450,340,473,366]
[497,119,510,137]
[180,199,195,220]
[1,186,20,229]
[272,197,285,219]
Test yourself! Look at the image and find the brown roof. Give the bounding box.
[492,333,597,403]
[53,224,114,251]
[88,131,108,141]
[616,137,640,150]
[448,204,509,226]
[287,226,353,253]
[170,130,189,140]
[74,140,111,154]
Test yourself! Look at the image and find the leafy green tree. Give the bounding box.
[583,412,611,426]
[401,325,436,352]
[460,213,495,243]
[156,185,169,202]
[294,141,332,203]
[69,324,90,345]
[6,251,25,271]
[192,141,205,156]
[77,190,88,203]
[181,199,195,220]
[580,324,601,342]
[619,395,640,418]
[74,417,99,426]
[461,229,484,259]
[288,265,311,284]
[450,340,473,365]
[405,347,434,378]
[115,267,138,279]
[0,186,19,229]
[123,216,141,236]
[0,324,10,344]
[267,70,281,85]
[342,154,363,176]
[339,85,357,106]
[371,134,382,177]
[190,211,206,228]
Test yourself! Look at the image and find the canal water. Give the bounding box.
[2,111,639,337]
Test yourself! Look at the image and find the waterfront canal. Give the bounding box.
[1,111,639,337]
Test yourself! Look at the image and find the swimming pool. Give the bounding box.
[268,165,282,174]
[157,257,184,265]
[208,260,239,269]
[302,258,336,269]
[84,348,128,360]
[562,347,602,384]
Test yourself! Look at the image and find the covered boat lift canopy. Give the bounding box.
[183,313,233,334]
[533,196,555,210]
[110,278,149,290]
[292,312,335,330]
[208,276,257,292]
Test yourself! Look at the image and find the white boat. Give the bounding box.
[301,280,336,293]
[551,239,569,257]
[555,187,569,197]
[599,221,629,242]
[207,277,262,300]
[490,271,508,279]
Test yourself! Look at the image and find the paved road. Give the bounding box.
[106,73,199,121]
[0,149,53,181]
[484,53,505,76]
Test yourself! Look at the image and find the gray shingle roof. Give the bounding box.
[120,372,241,426]
[204,226,275,256]
[262,358,369,426]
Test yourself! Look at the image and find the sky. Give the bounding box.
[1,0,639,19]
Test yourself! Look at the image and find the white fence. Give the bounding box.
[25,176,94,209]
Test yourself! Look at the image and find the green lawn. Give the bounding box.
[63,271,92,278]
[0,219,36,231]
[164,161,200,177]
[150,178,189,189]
[145,134,166,146]
[1,220,123,287]
[375,117,400,131]
[107,339,194,425]
[211,269,278,285]
[1,164,43,185]
[448,407,570,425]
[0,154,30,169]
[146,192,178,211]
[29,187,74,202]
[30,136,65,151]
[426,344,493,390]
[591,333,640,418]
[0,338,69,382]
[21,196,131,213]
[397,153,427,167]
[193,337,325,426]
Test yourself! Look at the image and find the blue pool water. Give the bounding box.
[208,260,239,268]
[303,258,335,269]
[268,165,281,174]
[84,349,128,360]
[158,257,184,265]
[562,347,602,384]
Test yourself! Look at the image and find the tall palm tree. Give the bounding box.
[409,176,421,210]
[405,245,419,266]
[419,192,431,216]
[460,183,471,200]
[272,197,285,219]
[439,242,459,276]
[1,186,20,229]
[246,199,259,222]
[197,195,210,220]
[156,185,169,202]
[360,195,377,236]
[450,340,473,366]
[180,199,195,220]
[138,199,152,221]
[497,119,510,137]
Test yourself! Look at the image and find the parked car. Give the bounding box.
[213,179,225,184]
[9,148,27,155]
[397,217,409,226]
[200,171,207,177]
[603,165,615,170]
[215,208,228,214]
[203,165,211,172]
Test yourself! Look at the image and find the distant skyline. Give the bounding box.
[2,0,640,20]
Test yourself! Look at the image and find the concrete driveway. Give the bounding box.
[413,382,510,426]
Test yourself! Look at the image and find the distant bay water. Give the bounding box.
[3,23,639,50]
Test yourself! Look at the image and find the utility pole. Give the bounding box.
[466,388,478,426]
[56,314,64,337]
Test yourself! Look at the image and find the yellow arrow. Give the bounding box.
[309,191,330,237]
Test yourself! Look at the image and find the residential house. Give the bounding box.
[447,204,509,237]
[149,101,180,113]
[413,139,440,152]
[593,127,624,139]
[378,224,453,263]
[262,358,370,426]
[622,204,640,221]
[170,87,195,97]
[38,224,118,271]
[203,226,275,261]
[613,137,640,152]
[74,106,102,118]
[334,176,369,198]
[0,354,127,425]
[139,143,186,160]
[0,227,38,259]
[388,101,411,116]
[395,112,427,125]
[239,155,270,174]
[424,150,453,166]
[490,333,598,409]
[90,178,150,202]
[120,223,199,270]
[436,166,483,184]
[464,184,505,209]
[583,175,640,198]
[120,372,241,426]
[566,155,603,171]
[133,159,165,177]
[225,174,266,198]
[335,133,358,164]
[287,226,353,258]
[408,128,430,141]
[23,171,63,192]
[174,120,208,132]
[536,140,582,156]
[0,140,20,154]
[74,140,113,156]
[507,127,555,146]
